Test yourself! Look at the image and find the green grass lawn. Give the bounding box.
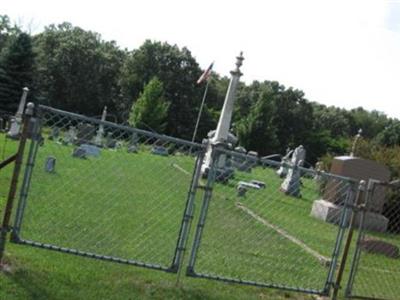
[1,131,399,300]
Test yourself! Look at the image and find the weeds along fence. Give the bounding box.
[1,104,399,299]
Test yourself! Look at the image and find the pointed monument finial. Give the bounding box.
[350,128,363,157]
[232,52,244,75]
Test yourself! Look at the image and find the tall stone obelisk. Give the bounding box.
[94,106,107,145]
[202,52,244,174]
[7,87,29,139]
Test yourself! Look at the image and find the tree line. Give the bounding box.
[1,16,400,167]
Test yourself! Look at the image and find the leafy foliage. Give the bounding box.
[33,23,126,117]
[0,15,399,174]
[120,40,202,138]
[129,77,169,133]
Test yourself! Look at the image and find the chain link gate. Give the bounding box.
[345,179,400,300]
[8,105,205,273]
[186,147,357,296]
[7,105,398,299]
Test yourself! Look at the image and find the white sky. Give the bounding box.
[3,0,400,119]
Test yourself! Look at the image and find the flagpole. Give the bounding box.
[191,79,210,144]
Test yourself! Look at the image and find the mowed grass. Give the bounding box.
[193,159,400,299]
[0,134,313,300]
[1,131,399,299]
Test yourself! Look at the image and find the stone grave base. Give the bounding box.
[310,199,389,233]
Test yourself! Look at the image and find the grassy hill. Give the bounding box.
[1,130,399,299]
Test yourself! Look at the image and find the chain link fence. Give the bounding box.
[187,147,357,296]
[10,105,204,272]
[346,179,400,300]
[3,105,400,299]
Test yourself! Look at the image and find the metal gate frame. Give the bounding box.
[2,104,205,274]
[345,179,400,300]
[185,147,356,297]
[4,104,396,300]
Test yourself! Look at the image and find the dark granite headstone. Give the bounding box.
[45,156,56,173]
[360,237,399,259]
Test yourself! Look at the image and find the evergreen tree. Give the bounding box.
[129,77,169,133]
[0,32,34,112]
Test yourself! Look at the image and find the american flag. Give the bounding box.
[196,62,214,84]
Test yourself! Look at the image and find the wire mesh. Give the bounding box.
[188,147,355,295]
[11,105,204,271]
[0,112,17,201]
[346,180,400,300]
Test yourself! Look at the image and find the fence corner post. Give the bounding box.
[0,102,35,266]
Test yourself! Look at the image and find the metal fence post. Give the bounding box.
[0,102,34,265]
[324,181,355,295]
[344,179,377,298]
[331,180,366,300]
[171,148,205,273]
[186,145,219,275]
[12,112,42,241]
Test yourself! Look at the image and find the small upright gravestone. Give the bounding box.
[277,148,293,178]
[63,126,77,145]
[76,123,96,145]
[127,145,138,153]
[127,133,139,153]
[0,118,4,132]
[45,156,56,173]
[105,132,117,149]
[48,127,60,141]
[280,145,306,197]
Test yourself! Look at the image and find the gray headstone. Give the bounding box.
[48,127,60,140]
[76,123,96,144]
[80,144,101,157]
[280,145,306,197]
[237,184,248,197]
[151,146,169,156]
[45,156,56,173]
[250,180,266,189]
[72,147,87,159]
[0,118,4,131]
[130,132,140,145]
[237,181,261,190]
[64,126,77,144]
[105,132,117,148]
[128,144,138,153]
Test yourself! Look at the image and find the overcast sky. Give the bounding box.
[3,0,400,119]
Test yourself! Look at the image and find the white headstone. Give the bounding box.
[7,87,29,138]
[280,145,306,197]
[94,106,107,145]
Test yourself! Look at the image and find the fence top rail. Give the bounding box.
[214,146,360,184]
[38,105,205,150]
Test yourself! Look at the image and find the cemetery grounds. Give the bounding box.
[0,112,399,299]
